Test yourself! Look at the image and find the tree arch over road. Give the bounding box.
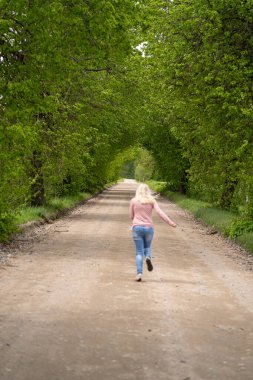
[1,0,253,239]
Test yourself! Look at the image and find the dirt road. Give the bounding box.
[0,180,253,380]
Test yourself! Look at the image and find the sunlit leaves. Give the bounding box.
[142,0,253,211]
[0,0,142,220]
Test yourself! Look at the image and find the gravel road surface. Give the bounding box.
[0,180,253,380]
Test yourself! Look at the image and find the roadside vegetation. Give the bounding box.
[0,192,92,243]
[148,181,253,256]
[16,192,91,225]
[1,1,252,250]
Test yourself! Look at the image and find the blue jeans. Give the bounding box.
[132,226,154,274]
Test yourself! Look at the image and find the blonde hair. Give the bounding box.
[135,183,155,204]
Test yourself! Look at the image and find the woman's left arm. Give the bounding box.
[154,201,177,227]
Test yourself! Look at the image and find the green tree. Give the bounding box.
[0,0,145,239]
[141,0,253,210]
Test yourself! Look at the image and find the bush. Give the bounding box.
[0,214,19,242]
[146,180,167,194]
[236,232,253,253]
[229,219,253,239]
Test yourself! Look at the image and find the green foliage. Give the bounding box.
[48,193,91,212]
[0,214,19,242]
[1,0,253,248]
[195,208,236,235]
[163,191,211,216]
[16,193,91,225]
[120,161,135,179]
[163,189,236,235]
[149,181,253,254]
[141,0,253,209]
[106,147,140,183]
[236,233,253,255]
[0,0,144,239]
[146,180,167,194]
[229,219,253,239]
[111,147,156,182]
[16,207,49,225]
[134,148,155,182]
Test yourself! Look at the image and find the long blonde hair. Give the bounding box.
[135,183,155,204]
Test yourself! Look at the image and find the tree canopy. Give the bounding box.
[140,0,253,214]
[0,0,253,239]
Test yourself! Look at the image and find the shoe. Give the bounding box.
[136,273,142,282]
[146,257,153,272]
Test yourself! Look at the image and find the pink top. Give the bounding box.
[130,197,175,228]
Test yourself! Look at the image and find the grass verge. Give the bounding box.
[1,182,118,243]
[236,232,253,253]
[148,181,253,256]
[16,192,91,225]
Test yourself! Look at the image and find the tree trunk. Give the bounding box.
[30,151,45,206]
[219,177,238,210]
[178,170,188,194]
